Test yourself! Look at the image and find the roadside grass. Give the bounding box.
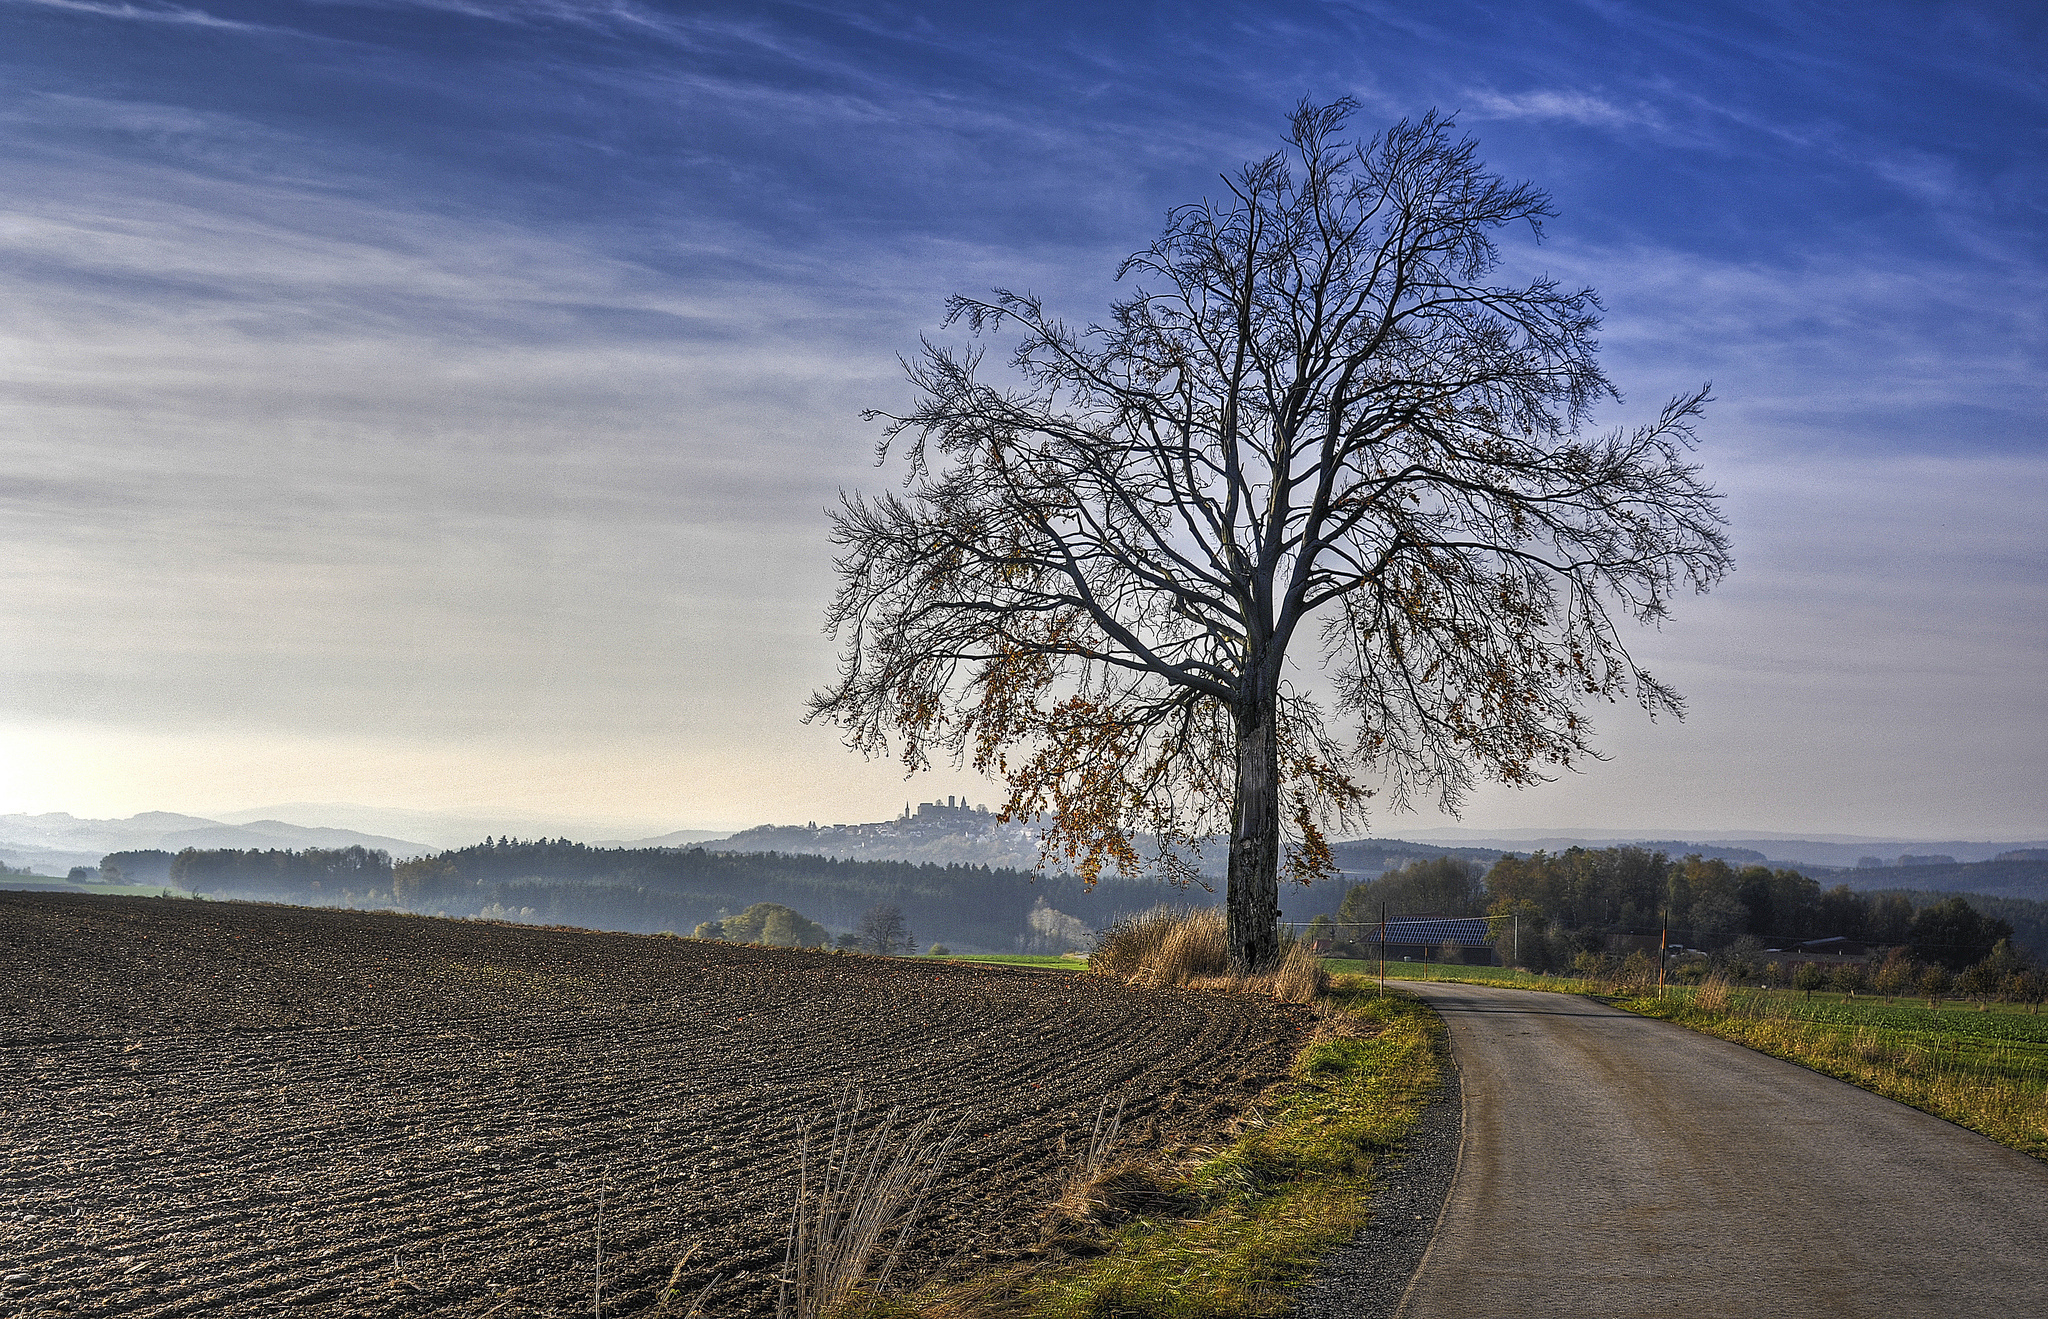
[875,981,1444,1319]
[1610,984,2048,1160]
[1322,959,1599,994]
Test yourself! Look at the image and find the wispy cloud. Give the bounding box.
[1467,87,1663,131]
[2,0,2041,832]
[5,0,264,30]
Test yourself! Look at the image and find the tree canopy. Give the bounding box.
[811,100,1729,971]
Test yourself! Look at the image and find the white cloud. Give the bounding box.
[1467,88,1662,132]
[4,0,264,29]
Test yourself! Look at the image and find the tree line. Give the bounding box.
[1324,848,2027,972]
[168,846,393,898]
[150,836,1189,951]
[387,837,1116,948]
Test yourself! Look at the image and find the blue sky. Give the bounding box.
[2,0,2043,838]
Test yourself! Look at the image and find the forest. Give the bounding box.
[168,846,393,898]
[1324,848,2042,971]
[148,837,1203,952]
[105,839,2048,966]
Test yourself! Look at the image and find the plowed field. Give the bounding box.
[0,892,1308,1316]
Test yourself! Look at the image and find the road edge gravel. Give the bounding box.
[1290,1056,1462,1319]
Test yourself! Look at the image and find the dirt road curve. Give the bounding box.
[1395,980,2048,1319]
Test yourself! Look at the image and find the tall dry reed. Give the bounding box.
[1090,906,1227,986]
[778,1090,968,1319]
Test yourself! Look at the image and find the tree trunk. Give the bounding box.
[1226,689,1282,974]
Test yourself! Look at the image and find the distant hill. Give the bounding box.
[158,820,430,858]
[1706,838,2048,869]
[1389,829,2048,869]
[0,811,431,876]
[208,803,699,852]
[1837,858,2048,904]
[695,803,1399,920]
[707,803,1054,872]
[597,829,732,849]
[1329,838,1507,876]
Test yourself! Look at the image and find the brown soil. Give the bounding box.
[0,891,1308,1317]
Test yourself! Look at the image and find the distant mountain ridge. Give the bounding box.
[0,811,431,875]
[704,804,1054,872]
[1840,858,2048,904]
[1393,829,2048,868]
[211,802,707,852]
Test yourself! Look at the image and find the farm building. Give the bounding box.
[1343,915,1498,966]
[1768,936,1869,958]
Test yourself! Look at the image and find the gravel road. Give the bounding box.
[1394,980,2048,1319]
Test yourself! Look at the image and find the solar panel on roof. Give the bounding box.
[1352,916,1494,947]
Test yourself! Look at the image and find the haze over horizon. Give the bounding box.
[4,2,2043,840]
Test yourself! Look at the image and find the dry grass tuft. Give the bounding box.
[1692,972,1733,1013]
[1269,942,1329,1004]
[1092,907,1327,1003]
[1044,1159,1192,1239]
[1041,1093,1196,1247]
[1091,907,1228,988]
[778,1090,968,1319]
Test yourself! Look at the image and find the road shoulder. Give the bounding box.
[1292,1052,1462,1319]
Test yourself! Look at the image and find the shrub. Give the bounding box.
[1265,941,1331,1005]
[1873,950,1915,1003]
[1618,950,1657,992]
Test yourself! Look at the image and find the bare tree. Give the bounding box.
[810,100,1730,973]
[858,902,911,956]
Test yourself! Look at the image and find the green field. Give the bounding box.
[1703,990,2048,1043]
[935,953,1088,971]
[1,878,186,898]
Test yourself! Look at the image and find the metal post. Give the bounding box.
[1379,903,1387,996]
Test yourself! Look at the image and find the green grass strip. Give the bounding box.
[1319,960,1597,991]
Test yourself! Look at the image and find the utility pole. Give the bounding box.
[1659,883,1671,991]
